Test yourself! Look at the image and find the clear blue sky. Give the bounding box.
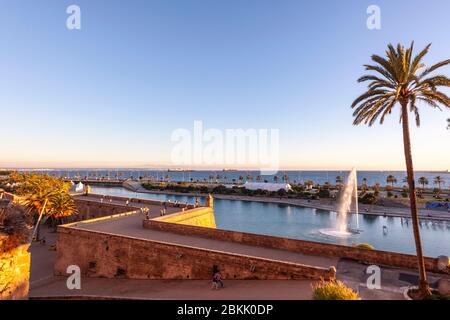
[1,0,449,170]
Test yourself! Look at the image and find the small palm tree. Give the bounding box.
[433,176,445,197]
[23,174,71,241]
[304,180,314,189]
[335,176,343,189]
[418,177,429,189]
[386,175,397,187]
[48,192,77,231]
[433,176,444,190]
[360,178,369,194]
[351,42,449,297]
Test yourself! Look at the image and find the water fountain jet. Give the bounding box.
[319,168,360,238]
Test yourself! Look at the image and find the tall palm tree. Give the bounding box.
[351,42,449,297]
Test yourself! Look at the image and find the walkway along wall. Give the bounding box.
[54,223,335,281]
[144,219,448,274]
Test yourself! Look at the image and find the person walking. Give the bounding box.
[211,265,224,290]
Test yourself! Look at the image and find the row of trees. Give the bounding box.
[386,174,445,188]
[9,172,77,240]
[149,173,447,191]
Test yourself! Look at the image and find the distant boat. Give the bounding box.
[167,168,193,172]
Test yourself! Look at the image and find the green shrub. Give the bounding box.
[359,193,377,205]
[318,189,331,198]
[312,279,360,300]
[354,243,374,250]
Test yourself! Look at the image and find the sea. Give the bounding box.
[14,169,450,188]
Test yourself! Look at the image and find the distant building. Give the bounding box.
[69,182,85,193]
[242,182,292,192]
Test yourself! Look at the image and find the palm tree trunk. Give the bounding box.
[35,222,41,241]
[400,101,431,297]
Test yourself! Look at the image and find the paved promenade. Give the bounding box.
[72,211,338,269]
[30,277,315,300]
[29,226,317,300]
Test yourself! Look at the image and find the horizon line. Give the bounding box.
[1,167,448,173]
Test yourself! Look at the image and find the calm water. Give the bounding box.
[21,169,450,188]
[90,186,450,257]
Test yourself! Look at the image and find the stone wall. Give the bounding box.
[54,226,335,281]
[74,199,136,221]
[84,193,195,210]
[154,207,216,228]
[144,220,446,274]
[0,234,30,300]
